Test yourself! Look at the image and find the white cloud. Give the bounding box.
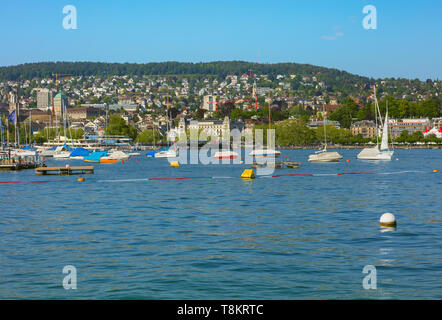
[321,31,344,41]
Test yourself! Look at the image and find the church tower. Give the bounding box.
[8,91,20,118]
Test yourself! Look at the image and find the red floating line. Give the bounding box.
[0,180,72,184]
[148,176,213,181]
[272,174,314,178]
[30,180,72,183]
[337,172,376,176]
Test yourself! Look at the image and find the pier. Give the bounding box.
[35,166,94,175]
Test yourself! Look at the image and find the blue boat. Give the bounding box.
[84,151,108,163]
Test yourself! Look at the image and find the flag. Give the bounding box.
[8,110,16,124]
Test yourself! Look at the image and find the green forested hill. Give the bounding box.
[0,61,368,83]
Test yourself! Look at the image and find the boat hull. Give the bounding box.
[84,158,117,163]
[308,151,343,162]
[249,149,281,158]
[357,147,393,161]
[154,150,177,158]
[212,151,239,159]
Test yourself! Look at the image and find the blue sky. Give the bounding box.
[1,0,441,80]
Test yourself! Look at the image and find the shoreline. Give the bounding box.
[277,145,442,150]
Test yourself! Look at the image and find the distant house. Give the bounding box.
[329,97,338,105]
[67,107,105,120]
[308,120,341,129]
[0,103,9,116]
[316,104,340,119]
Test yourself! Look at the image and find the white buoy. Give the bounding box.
[380,213,396,227]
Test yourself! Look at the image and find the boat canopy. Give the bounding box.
[84,151,108,162]
[22,144,37,151]
[63,143,74,151]
[69,147,91,157]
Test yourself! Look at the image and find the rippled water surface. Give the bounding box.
[0,149,441,299]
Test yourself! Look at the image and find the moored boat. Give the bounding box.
[357,87,394,161]
[249,149,281,158]
[308,149,343,162]
[212,150,239,159]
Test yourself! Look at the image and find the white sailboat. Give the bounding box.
[249,92,281,158]
[308,107,343,162]
[357,87,394,161]
[154,93,178,158]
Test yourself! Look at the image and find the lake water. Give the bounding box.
[0,148,441,299]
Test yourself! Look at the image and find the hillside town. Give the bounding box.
[1,71,441,145]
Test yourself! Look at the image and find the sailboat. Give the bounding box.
[357,87,394,161]
[155,93,178,158]
[308,106,343,162]
[249,92,281,158]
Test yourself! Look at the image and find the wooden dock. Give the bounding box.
[35,166,94,175]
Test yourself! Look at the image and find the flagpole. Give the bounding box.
[15,117,17,147]
[7,119,9,148]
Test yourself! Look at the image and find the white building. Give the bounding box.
[202,95,218,112]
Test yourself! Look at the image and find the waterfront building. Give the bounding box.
[431,117,442,129]
[351,120,377,138]
[188,116,245,140]
[389,118,431,138]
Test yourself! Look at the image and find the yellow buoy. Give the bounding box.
[170,161,180,167]
[77,177,85,182]
[241,169,255,179]
[433,170,439,173]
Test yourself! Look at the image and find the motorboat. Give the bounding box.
[107,150,130,160]
[249,149,281,158]
[154,148,177,158]
[212,150,239,159]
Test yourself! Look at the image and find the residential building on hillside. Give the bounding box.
[202,95,217,112]
[308,120,341,129]
[37,88,53,111]
[67,107,105,120]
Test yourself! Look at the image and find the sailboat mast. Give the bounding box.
[166,92,169,147]
[268,91,271,130]
[0,118,4,149]
[374,86,379,146]
[30,110,32,145]
[323,104,327,150]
